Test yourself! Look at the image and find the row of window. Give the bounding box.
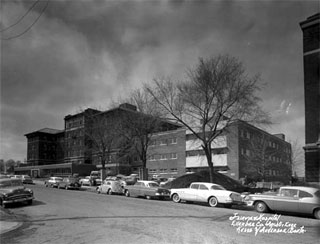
[264,169,282,176]
[186,148,227,157]
[66,150,83,157]
[240,148,287,164]
[149,153,178,161]
[240,130,288,151]
[149,168,178,173]
[66,130,83,138]
[149,137,177,146]
[66,118,84,129]
[66,140,83,147]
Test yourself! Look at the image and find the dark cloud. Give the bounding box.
[0,0,317,177]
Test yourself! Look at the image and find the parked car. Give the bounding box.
[124,180,170,200]
[10,175,22,180]
[21,175,34,184]
[244,186,320,219]
[96,180,124,195]
[170,182,245,208]
[124,174,139,185]
[160,178,176,187]
[45,177,63,188]
[0,178,34,208]
[89,171,102,186]
[58,177,81,190]
[0,174,10,179]
[79,176,92,186]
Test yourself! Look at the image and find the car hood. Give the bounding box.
[0,186,26,194]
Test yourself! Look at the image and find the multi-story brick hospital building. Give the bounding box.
[17,103,292,183]
[300,13,320,183]
[147,121,292,184]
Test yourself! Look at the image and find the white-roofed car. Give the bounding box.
[244,186,320,219]
[21,175,34,184]
[124,180,170,200]
[96,180,124,195]
[170,182,245,208]
[45,177,63,188]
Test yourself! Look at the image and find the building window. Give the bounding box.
[170,153,177,159]
[149,155,156,161]
[149,140,156,147]
[159,168,167,173]
[169,138,177,144]
[160,154,167,160]
[160,139,167,146]
[170,168,177,172]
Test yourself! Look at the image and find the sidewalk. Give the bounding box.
[0,207,22,235]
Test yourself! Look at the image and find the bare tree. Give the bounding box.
[146,55,270,183]
[84,109,121,181]
[289,139,304,178]
[118,89,169,180]
[240,132,292,184]
[241,133,270,182]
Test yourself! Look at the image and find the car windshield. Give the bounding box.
[314,190,320,198]
[0,180,23,188]
[148,182,159,188]
[211,185,226,190]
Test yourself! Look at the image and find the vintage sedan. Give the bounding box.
[170,182,245,208]
[45,177,63,188]
[124,180,170,200]
[0,178,34,208]
[244,186,320,219]
[96,180,124,195]
[79,176,92,186]
[58,177,81,190]
[21,175,34,184]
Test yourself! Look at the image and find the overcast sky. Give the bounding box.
[1,0,318,176]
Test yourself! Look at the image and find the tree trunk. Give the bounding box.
[203,145,214,183]
[100,168,107,181]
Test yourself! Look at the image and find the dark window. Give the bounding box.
[199,184,209,190]
[191,184,199,189]
[299,190,313,198]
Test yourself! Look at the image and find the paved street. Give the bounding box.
[1,184,319,244]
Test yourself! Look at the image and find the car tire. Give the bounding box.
[208,196,218,207]
[172,193,181,203]
[96,187,100,194]
[125,190,130,197]
[255,201,268,213]
[45,183,48,187]
[107,189,112,195]
[313,208,320,219]
[27,200,32,205]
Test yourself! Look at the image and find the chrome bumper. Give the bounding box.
[3,196,34,204]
